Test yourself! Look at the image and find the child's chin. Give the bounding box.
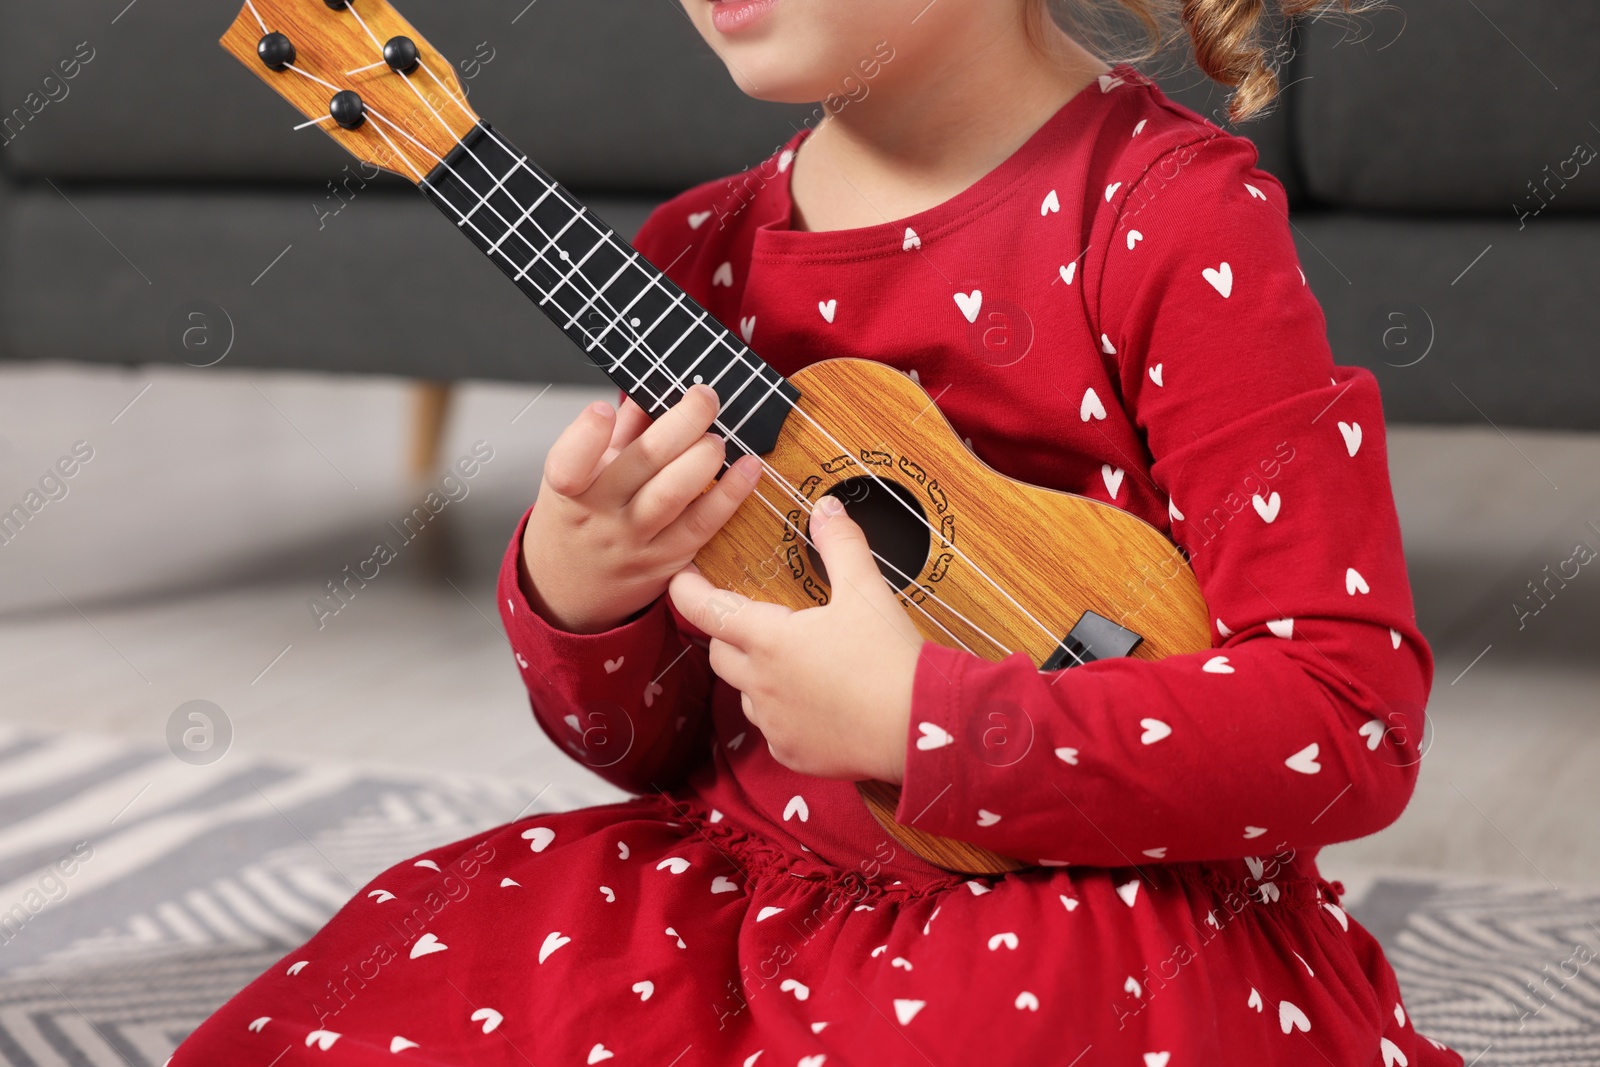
[719,60,840,106]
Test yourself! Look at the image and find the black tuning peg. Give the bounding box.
[257,32,295,71]
[329,89,365,129]
[383,36,421,74]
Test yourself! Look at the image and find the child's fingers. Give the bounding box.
[541,400,616,499]
[629,432,727,539]
[655,452,764,557]
[593,384,720,506]
[606,396,652,455]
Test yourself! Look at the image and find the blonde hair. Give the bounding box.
[1024,0,1389,123]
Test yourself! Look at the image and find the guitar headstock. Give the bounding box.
[220,0,478,182]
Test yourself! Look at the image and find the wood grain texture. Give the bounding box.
[694,358,1212,874]
[220,0,476,182]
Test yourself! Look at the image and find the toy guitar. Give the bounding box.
[221,0,1211,876]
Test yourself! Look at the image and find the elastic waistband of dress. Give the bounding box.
[643,791,1343,910]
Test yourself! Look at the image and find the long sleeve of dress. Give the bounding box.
[893,134,1434,867]
[494,209,718,796]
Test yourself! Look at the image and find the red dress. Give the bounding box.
[176,64,1463,1066]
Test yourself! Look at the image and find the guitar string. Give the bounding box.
[354,100,994,661]
[280,17,1088,669]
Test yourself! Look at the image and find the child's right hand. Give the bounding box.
[520,383,764,635]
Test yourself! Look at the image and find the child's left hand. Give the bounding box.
[667,494,925,785]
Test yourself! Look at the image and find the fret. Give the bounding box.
[540,226,610,312]
[484,182,556,256]
[421,123,800,457]
[517,206,587,287]
[459,155,526,228]
[563,251,638,334]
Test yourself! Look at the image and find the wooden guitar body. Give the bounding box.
[695,358,1212,874]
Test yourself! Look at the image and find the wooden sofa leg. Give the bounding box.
[409,380,453,480]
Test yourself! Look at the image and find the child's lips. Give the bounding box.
[708,0,780,34]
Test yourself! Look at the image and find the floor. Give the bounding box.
[2,361,1597,892]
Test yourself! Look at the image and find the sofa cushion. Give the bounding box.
[1295,0,1600,212]
[0,0,814,189]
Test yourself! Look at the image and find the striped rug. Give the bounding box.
[0,726,1594,1065]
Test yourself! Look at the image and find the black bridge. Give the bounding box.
[1041,611,1144,671]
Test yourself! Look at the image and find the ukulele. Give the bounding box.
[221,0,1211,876]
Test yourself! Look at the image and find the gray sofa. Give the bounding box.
[3,1,1595,429]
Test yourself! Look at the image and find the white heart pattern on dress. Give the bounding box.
[1149,363,1163,387]
[604,656,624,673]
[1139,719,1172,744]
[1144,1053,1170,1067]
[1359,719,1386,750]
[1339,420,1363,457]
[1252,492,1281,523]
[632,981,654,1001]
[687,210,712,229]
[409,934,446,960]
[1244,826,1267,839]
[711,875,740,894]
[780,979,810,1001]
[1346,567,1370,595]
[988,931,1019,951]
[1041,189,1061,215]
[1060,262,1077,285]
[1105,181,1122,202]
[977,809,1002,827]
[390,1037,419,1053]
[1101,464,1124,498]
[367,889,395,903]
[538,931,570,964]
[712,262,733,287]
[1127,230,1143,250]
[778,149,795,172]
[249,1017,270,1033]
[1015,991,1041,1010]
[306,1030,341,1051]
[903,228,921,251]
[1266,618,1294,639]
[894,998,926,1024]
[588,1043,614,1064]
[1279,1000,1312,1034]
[1248,987,1264,1011]
[954,290,983,323]
[1054,746,1079,765]
[1117,880,1141,906]
[1245,183,1267,201]
[656,856,689,874]
[1381,1037,1408,1066]
[916,722,954,750]
[740,315,756,342]
[818,299,837,324]
[1285,743,1322,775]
[784,795,810,822]
[1203,655,1234,674]
[757,906,785,922]
[522,826,555,852]
[1080,387,1107,421]
[1203,262,1234,298]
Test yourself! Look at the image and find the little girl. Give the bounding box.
[179,0,1464,1063]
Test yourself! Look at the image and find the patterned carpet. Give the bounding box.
[0,726,1594,1066]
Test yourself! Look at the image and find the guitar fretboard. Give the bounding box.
[421,123,800,458]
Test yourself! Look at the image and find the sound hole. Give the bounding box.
[805,474,931,591]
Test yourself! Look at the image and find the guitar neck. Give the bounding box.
[419,122,801,458]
